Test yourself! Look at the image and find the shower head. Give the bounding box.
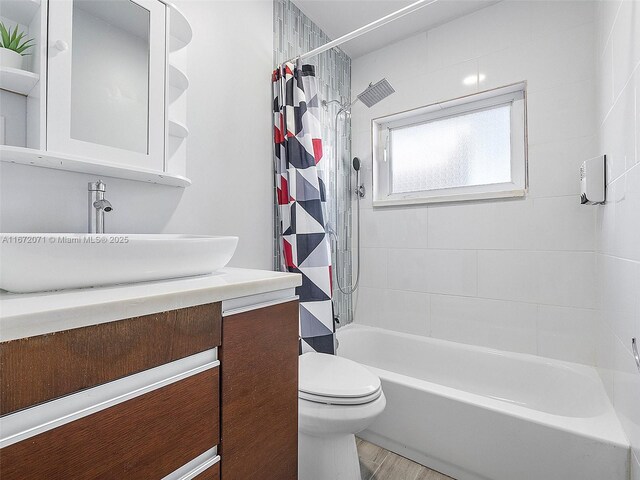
[357,78,395,108]
[352,157,361,172]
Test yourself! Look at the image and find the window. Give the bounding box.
[373,83,527,206]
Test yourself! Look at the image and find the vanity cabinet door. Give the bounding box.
[46,0,166,170]
[220,300,299,480]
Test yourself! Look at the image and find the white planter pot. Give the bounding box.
[0,48,23,69]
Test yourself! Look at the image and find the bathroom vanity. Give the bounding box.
[0,268,301,479]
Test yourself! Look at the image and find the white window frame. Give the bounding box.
[372,82,528,207]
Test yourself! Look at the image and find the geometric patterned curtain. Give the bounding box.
[272,61,335,355]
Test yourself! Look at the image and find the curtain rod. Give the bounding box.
[284,0,439,64]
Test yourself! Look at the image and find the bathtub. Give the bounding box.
[336,324,630,480]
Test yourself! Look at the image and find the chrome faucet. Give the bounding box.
[88,180,113,234]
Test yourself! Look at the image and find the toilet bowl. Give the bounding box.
[298,352,386,480]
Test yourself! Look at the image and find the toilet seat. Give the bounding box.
[298,353,382,405]
[298,389,382,405]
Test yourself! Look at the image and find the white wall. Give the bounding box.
[0,0,274,270]
[0,90,27,146]
[351,0,600,366]
[595,0,640,477]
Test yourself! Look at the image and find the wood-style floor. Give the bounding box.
[357,438,455,480]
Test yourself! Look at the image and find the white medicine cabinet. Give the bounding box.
[0,0,192,187]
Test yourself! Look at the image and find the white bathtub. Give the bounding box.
[337,324,630,480]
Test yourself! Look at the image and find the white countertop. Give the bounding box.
[0,268,301,342]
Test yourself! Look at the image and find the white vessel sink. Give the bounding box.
[0,234,239,293]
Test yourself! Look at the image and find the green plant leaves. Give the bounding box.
[0,21,34,56]
[0,23,11,48]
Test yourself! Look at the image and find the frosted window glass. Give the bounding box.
[390,105,512,194]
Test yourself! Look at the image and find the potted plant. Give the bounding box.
[0,22,34,70]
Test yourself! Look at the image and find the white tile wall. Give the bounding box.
[425,250,478,297]
[380,289,430,337]
[536,251,598,308]
[359,248,388,289]
[596,0,640,468]
[529,0,595,38]
[603,74,637,182]
[598,39,615,121]
[387,249,478,296]
[523,22,597,93]
[610,0,640,96]
[599,254,639,343]
[613,340,640,456]
[526,80,597,145]
[430,295,538,354]
[527,136,597,198]
[476,250,539,304]
[427,199,534,251]
[360,208,428,249]
[531,196,597,252]
[351,0,602,368]
[612,164,640,262]
[537,305,597,365]
[354,286,430,336]
[351,33,429,95]
[387,249,429,292]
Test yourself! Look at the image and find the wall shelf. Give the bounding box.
[0,0,40,26]
[0,67,39,96]
[168,63,189,91]
[0,145,191,188]
[167,2,192,51]
[168,119,189,138]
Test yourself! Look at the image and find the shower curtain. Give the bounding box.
[273,62,334,355]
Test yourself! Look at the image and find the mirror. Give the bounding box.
[70,0,150,154]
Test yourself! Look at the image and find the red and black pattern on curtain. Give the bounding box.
[273,62,334,355]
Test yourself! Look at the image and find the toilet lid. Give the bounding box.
[299,352,381,399]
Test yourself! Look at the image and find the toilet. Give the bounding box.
[298,352,386,480]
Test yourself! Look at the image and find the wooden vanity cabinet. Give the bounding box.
[0,303,222,480]
[0,297,300,480]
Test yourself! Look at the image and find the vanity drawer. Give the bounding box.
[193,462,220,480]
[0,302,221,415]
[0,366,219,480]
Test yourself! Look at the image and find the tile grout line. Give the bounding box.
[600,60,640,128]
[599,0,623,57]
